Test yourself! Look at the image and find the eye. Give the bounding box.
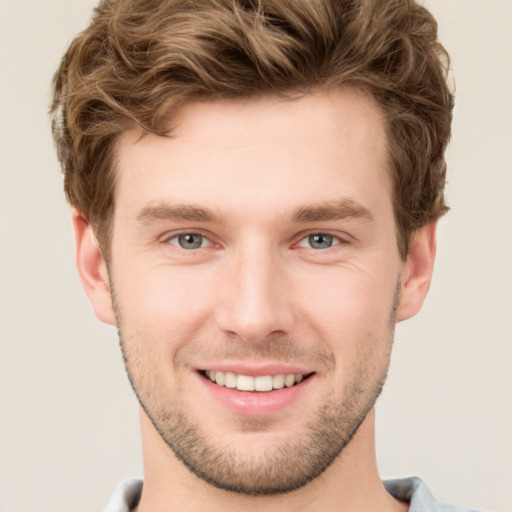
[168,233,210,250]
[298,233,341,250]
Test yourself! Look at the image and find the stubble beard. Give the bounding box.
[114,283,400,496]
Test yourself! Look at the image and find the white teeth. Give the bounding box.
[255,375,273,392]
[215,371,225,386]
[236,374,255,391]
[204,370,307,392]
[224,372,237,389]
[284,374,295,387]
[273,374,285,389]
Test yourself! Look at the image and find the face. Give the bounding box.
[98,89,411,494]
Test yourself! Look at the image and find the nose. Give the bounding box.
[215,242,295,343]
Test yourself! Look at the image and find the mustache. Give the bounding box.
[175,333,336,370]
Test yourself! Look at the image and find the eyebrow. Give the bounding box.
[136,203,219,224]
[135,198,374,225]
[292,198,374,223]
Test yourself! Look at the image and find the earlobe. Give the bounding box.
[396,223,437,322]
[71,208,116,326]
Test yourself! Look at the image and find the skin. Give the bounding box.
[73,88,436,512]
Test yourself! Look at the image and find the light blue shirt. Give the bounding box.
[104,476,483,511]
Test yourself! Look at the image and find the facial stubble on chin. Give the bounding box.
[112,280,401,496]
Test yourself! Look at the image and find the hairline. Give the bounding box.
[93,86,413,264]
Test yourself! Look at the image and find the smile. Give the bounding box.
[203,370,309,392]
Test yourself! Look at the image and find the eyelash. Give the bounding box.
[295,232,345,250]
[164,231,347,251]
[166,232,213,250]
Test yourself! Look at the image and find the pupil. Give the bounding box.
[179,233,202,249]
[310,234,333,249]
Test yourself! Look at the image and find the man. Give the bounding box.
[50,1,476,511]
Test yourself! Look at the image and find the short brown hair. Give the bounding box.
[51,0,453,259]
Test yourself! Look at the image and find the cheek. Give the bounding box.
[113,264,217,353]
[291,266,398,376]
[295,266,397,330]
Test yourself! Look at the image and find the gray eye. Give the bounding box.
[308,233,333,249]
[177,233,204,250]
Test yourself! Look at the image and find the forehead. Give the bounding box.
[114,88,391,221]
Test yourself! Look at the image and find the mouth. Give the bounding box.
[200,370,314,392]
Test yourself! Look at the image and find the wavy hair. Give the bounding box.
[51,0,453,259]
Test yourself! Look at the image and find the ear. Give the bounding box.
[71,208,116,325]
[396,223,437,322]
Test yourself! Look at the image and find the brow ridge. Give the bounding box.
[292,198,374,223]
[135,198,373,226]
[136,203,218,224]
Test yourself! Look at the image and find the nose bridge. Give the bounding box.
[215,238,293,342]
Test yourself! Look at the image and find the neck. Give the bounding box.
[134,408,408,512]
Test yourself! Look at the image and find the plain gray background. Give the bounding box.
[0,1,511,511]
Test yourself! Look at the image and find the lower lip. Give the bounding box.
[196,373,315,416]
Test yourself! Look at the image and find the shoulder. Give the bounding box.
[105,476,485,512]
[104,479,143,512]
[384,477,485,512]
